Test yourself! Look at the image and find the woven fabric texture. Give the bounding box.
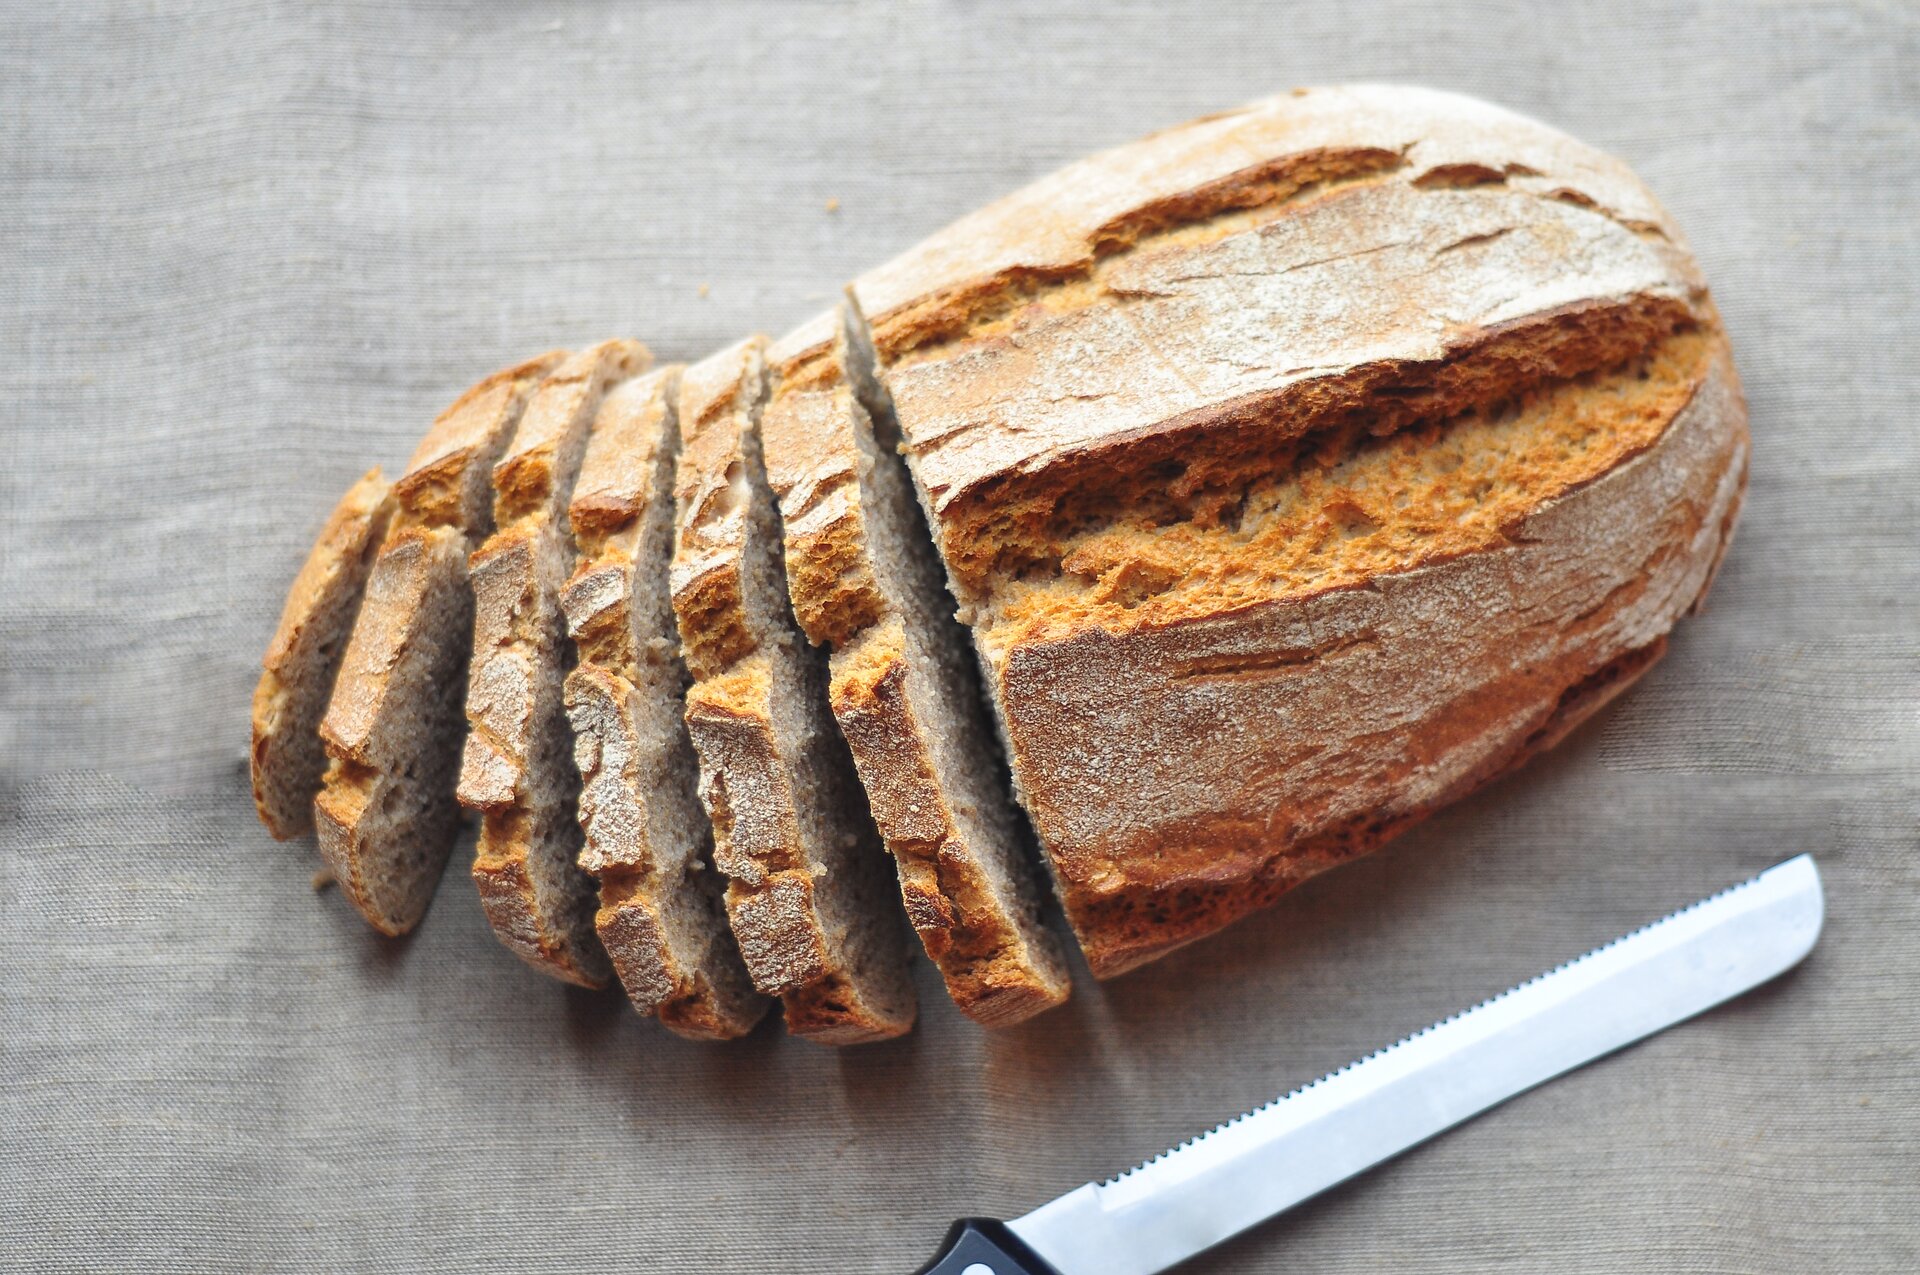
[2,2,1915,1271]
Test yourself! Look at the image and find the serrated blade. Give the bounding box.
[1008,855,1824,1275]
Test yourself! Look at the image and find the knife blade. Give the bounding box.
[914,854,1824,1275]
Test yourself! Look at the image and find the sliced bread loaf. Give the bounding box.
[759,310,1071,1026]
[671,337,917,1044]
[850,84,1749,975]
[252,468,396,840]
[461,339,650,987]
[315,352,568,934]
[560,366,769,1038]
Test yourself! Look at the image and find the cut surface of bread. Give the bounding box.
[252,468,395,839]
[315,352,568,934]
[560,365,768,1038]
[761,310,1071,1026]
[851,84,1750,975]
[671,336,917,1044]
[461,339,650,988]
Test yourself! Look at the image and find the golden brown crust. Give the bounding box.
[560,368,769,1037]
[995,344,1748,977]
[251,468,395,839]
[672,339,918,1044]
[1072,635,1672,976]
[763,317,1071,1027]
[759,357,885,650]
[394,352,571,531]
[461,340,650,988]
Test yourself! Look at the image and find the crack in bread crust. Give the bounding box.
[996,343,1748,976]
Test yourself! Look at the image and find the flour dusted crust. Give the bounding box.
[559,367,768,1038]
[853,84,1750,976]
[272,85,1753,1004]
[671,337,918,1043]
[313,352,566,935]
[462,339,651,987]
[1001,346,1747,974]
[251,469,395,840]
[762,315,1072,1026]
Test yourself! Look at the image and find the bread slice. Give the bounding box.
[850,85,1749,975]
[252,469,396,840]
[461,339,650,987]
[670,336,917,1044]
[560,366,769,1038]
[315,352,568,934]
[760,310,1071,1026]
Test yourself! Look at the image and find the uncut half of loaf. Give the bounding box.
[255,84,1748,1032]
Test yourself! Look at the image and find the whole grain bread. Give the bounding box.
[314,352,568,934]
[461,339,650,987]
[760,309,1071,1026]
[560,365,769,1038]
[850,84,1749,975]
[251,469,396,840]
[671,336,918,1044]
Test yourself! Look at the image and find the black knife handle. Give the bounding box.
[913,1218,1062,1275]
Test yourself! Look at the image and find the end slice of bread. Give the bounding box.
[252,468,396,840]
[761,310,1072,1026]
[462,339,651,987]
[671,336,917,1044]
[560,366,768,1038]
[315,351,567,933]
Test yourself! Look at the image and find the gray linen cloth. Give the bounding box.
[2,2,1915,1270]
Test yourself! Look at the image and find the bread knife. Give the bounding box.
[915,854,1824,1275]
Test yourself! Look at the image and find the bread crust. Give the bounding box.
[559,368,769,1038]
[995,345,1748,975]
[312,352,566,935]
[762,317,1072,1027]
[462,339,651,988]
[251,469,395,839]
[671,338,918,1043]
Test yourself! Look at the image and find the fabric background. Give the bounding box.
[3,2,1915,1271]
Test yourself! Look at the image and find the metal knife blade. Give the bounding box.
[916,854,1823,1275]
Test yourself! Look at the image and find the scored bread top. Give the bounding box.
[855,84,1681,362]
[851,85,1708,600]
[1003,338,1748,973]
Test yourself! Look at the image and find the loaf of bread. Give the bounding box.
[848,83,1746,975]
[256,84,1748,1036]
